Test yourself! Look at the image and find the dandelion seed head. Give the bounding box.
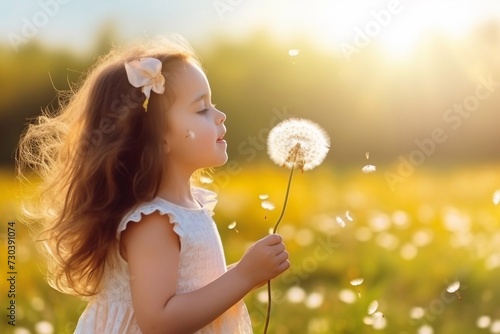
[267,118,330,172]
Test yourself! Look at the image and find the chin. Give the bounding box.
[216,155,229,167]
[214,153,228,167]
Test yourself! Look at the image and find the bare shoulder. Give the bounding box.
[120,210,180,262]
[119,211,181,325]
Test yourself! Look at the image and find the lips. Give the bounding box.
[217,133,226,142]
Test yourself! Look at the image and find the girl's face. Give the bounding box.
[163,60,227,173]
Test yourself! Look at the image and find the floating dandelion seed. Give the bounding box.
[263,118,330,334]
[362,151,377,173]
[228,221,239,233]
[362,165,376,173]
[446,280,462,301]
[199,175,213,184]
[288,49,300,64]
[337,211,353,228]
[493,190,500,205]
[336,216,346,228]
[350,278,364,297]
[368,300,379,315]
[346,210,353,222]
[261,200,275,211]
[350,278,364,286]
[259,194,269,200]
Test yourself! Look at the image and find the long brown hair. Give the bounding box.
[17,36,199,297]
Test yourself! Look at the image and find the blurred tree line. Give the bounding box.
[1,22,500,170]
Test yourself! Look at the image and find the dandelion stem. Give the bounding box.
[263,166,295,334]
[273,166,295,234]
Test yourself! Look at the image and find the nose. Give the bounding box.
[216,108,226,124]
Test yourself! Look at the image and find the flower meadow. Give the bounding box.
[2,163,499,334]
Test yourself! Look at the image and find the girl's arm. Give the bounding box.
[121,211,289,334]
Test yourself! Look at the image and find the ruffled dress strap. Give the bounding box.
[116,186,217,240]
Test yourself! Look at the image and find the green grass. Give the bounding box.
[1,164,499,333]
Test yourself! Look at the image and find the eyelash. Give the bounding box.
[198,103,216,114]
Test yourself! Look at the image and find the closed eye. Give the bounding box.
[197,102,216,114]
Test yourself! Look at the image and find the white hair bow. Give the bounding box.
[124,57,165,111]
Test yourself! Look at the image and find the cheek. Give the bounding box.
[187,126,214,142]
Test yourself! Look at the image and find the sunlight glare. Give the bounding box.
[262,0,498,58]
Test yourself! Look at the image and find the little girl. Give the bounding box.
[18,36,290,333]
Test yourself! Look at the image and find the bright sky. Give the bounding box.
[1,0,499,56]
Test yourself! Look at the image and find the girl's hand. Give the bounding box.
[234,234,290,288]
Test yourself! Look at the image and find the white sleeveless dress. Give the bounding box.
[74,187,253,333]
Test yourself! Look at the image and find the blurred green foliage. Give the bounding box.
[2,23,500,170]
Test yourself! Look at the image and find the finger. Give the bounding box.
[275,251,289,263]
[278,259,291,272]
[266,233,283,245]
[271,243,286,254]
